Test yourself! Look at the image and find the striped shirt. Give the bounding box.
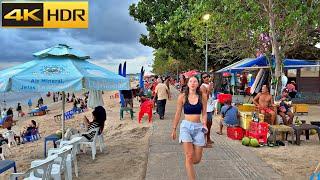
[82,121,100,140]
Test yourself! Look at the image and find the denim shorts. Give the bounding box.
[179,120,205,147]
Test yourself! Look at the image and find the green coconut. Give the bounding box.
[310,129,317,135]
[242,137,250,146]
[249,138,259,147]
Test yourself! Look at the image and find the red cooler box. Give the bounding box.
[217,94,232,104]
[227,127,244,140]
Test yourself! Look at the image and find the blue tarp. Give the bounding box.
[216,56,320,73]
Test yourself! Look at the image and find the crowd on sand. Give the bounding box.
[0,71,317,179]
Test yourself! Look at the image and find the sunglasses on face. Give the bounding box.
[203,76,209,79]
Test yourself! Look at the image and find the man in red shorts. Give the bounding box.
[253,85,276,125]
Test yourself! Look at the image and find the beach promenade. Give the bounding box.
[145,93,282,180]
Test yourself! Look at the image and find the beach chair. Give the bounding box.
[50,136,83,178]
[79,127,100,160]
[54,114,62,123]
[120,107,134,120]
[0,142,13,160]
[10,154,57,180]
[22,129,39,143]
[4,130,17,148]
[97,133,106,152]
[37,145,72,180]
[138,100,153,123]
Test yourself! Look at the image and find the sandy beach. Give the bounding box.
[0,91,151,180]
[0,88,319,179]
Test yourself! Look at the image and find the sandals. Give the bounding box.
[216,132,223,135]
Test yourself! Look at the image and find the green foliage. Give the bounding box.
[152,49,180,75]
[130,0,320,72]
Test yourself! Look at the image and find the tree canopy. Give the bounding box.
[130,0,320,75]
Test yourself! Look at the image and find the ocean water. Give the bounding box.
[0,92,44,109]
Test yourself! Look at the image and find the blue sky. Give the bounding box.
[0,0,153,73]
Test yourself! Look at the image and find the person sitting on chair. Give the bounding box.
[21,120,37,140]
[276,89,294,125]
[253,85,276,125]
[81,106,106,141]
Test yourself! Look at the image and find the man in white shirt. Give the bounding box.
[154,78,170,119]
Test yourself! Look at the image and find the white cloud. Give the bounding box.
[90,56,153,74]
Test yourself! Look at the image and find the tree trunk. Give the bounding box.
[268,0,282,96]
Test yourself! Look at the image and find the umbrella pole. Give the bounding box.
[62,91,66,140]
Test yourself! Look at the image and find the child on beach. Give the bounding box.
[171,76,208,180]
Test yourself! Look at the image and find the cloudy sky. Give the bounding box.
[0,0,154,73]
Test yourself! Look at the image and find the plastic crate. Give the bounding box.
[217,94,232,104]
[227,127,244,140]
[248,131,268,144]
[244,129,250,137]
[249,122,269,134]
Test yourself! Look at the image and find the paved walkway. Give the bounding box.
[145,94,282,180]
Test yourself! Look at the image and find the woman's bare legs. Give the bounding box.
[183,142,203,180]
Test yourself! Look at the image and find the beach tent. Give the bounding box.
[0,44,130,137]
[216,56,320,73]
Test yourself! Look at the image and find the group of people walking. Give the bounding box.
[171,72,241,180]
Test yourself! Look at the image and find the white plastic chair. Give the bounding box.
[10,154,57,180]
[97,133,106,152]
[0,143,11,160]
[32,146,72,180]
[4,130,17,148]
[79,127,100,160]
[49,136,82,178]
[0,146,4,160]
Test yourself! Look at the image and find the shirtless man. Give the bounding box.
[253,85,276,125]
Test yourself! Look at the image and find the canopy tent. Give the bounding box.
[216,56,320,73]
[183,70,199,78]
[0,44,130,138]
[144,71,155,77]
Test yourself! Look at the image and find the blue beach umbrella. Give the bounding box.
[0,44,129,137]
